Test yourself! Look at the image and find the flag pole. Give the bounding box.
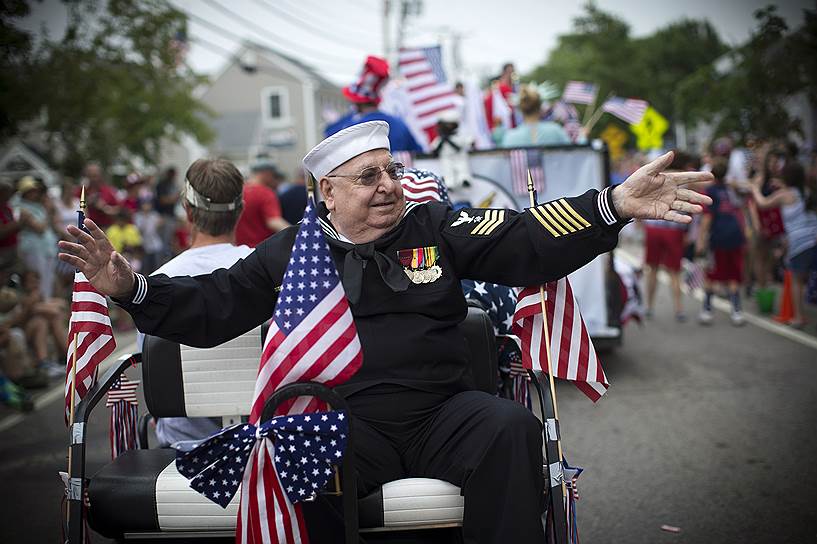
[581,89,598,126]
[582,91,613,134]
[66,186,85,527]
[526,171,568,502]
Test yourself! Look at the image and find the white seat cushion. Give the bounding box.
[155,461,239,531]
[380,478,464,528]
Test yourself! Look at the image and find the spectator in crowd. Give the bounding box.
[154,166,180,261]
[138,158,252,447]
[122,173,143,213]
[696,158,747,326]
[324,55,422,152]
[134,197,164,274]
[0,286,48,390]
[642,152,699,321]
[3,269,68,378]
[751,161,817,328]
[81,162,119,228]
[234,161,289,247]
[0,177,22,279]
[484,62,517,133]
[749,145,788,291]
[500,85,570,148]
[278,167,308,225]
[53,178,80,297]
[16,176,58,299]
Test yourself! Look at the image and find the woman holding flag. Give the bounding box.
[59,121,711,543]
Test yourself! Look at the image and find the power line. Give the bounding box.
[200,0,356,66]
[178,5,354,74]
[278,0,382,43]
[253,0,373,51]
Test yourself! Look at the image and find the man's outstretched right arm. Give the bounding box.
[59,218,291,347]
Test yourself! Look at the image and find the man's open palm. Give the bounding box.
[58,219,135,299]
[612,151,713,224]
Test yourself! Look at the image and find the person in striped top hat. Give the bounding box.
[60,121,713,543]
[325,55,422,153]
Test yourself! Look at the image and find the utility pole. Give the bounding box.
[382,0,391,61]
[395,0,422,59]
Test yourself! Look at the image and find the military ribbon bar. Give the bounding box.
[176,410,348,508]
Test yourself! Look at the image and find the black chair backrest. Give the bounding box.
[459,305,498,394]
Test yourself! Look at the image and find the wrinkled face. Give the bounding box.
[320,149,405,236]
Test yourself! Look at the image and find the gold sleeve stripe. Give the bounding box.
[529,206,562,237]
[550,200,585,231]
[558,199,591,228]
[537,205,569,235]
[482,210,505,235]
[471,210,495,235]
[543,203,577,233]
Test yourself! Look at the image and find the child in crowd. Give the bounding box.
[133,197,163,274]
[751,161,817,328]
[696,159,747,326]
[106,209,143,271]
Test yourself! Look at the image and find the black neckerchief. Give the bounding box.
[317,202,415,305]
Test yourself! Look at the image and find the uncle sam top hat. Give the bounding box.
[342,56,390,105]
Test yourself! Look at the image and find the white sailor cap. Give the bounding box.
[302,121,390,181]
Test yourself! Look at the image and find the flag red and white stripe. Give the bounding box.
[106,376,139,459]
[562,81,598,105]
[601,97,648,125]
[510,149,545,196]
[398,46,459,142]
[400,170,446,203]
[238,201,362,544]
[65,271,116,424]
[513,278,609,402]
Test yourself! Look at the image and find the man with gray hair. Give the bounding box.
[60,121,712,542]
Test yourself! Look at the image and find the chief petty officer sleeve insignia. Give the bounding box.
[397,246,443,284]
[447,209,507,236]
[527,198,591,238]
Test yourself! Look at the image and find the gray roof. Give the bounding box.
[247,41,338,90]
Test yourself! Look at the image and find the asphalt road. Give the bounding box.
[1,282,815,544]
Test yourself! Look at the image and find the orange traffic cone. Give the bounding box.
[774,270,795,323]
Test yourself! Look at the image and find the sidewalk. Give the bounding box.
[617,238,817,345]
[0,329,139,427]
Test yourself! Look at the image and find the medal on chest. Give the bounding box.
[397,246,442,284]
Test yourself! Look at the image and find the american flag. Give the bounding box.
[562,81,598,105]
[106,375,139,459]
[64,209,116,425]
[238,199,362,544]
[543,100,582,143]
[398,46,458,141]
[602,97,648,125]
[400,168,449,204]
[512,278,609,402]
[510,149,545,196]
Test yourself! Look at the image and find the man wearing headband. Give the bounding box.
[136,158,253,447]
[60,121,712,542]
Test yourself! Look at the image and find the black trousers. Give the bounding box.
[307,386,545,544]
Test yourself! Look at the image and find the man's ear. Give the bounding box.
[319,177,335,211]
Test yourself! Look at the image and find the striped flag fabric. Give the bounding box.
[562,81,598,105]
[392,150,414,169]
[106,376,139,459]
[238,198,363,544]
[400,168,449,204]
[64,270,116,425]
[601,96,648,125]
[512,278,609,402]
[398,46,459,141]
[510,149,545,196]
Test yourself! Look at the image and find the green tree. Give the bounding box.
[676,5,817,141]
[3,0,213,175]
[527,2,726,139]
[0,0,39,136]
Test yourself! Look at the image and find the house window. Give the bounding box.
[261,86,290,126]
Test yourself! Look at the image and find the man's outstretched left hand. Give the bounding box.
[612,151,713,224]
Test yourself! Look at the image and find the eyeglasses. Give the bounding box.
[326,162,405,187]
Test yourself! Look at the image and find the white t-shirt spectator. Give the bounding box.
[137,242,254,448]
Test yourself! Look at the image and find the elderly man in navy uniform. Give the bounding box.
[59,121,711,543]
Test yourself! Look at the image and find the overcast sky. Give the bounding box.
[19,0,810,85]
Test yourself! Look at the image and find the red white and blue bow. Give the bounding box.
[176,410,348,508]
